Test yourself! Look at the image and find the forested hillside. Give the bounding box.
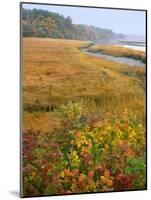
[22,8,125,42]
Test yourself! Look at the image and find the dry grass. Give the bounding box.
[23,112,61,132]
[23,38,146,130]
[88,44,146,62]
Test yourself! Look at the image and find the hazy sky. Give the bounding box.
[22,3,146,36]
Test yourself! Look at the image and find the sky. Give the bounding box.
[22,3,146,36]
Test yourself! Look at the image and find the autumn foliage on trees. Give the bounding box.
[22,8,124,41]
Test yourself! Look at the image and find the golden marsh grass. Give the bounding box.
[23,38,146,131]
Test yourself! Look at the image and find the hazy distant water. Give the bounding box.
[118,41,146,52]
[122,44,145,51]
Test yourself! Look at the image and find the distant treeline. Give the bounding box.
[22,8,125,42]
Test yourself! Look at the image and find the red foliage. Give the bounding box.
[113,173,132,190]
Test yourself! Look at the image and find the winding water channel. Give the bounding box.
[81,48,145,67]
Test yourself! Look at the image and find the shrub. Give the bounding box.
[23,102,146,196]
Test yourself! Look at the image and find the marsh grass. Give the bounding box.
[23,37,146,129]
[88,45,146,63]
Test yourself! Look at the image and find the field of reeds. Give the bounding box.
[22,38,146,197]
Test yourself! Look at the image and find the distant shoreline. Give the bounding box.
[122,44,145,51]
[117,40,146,52]
[119,40,145,46]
